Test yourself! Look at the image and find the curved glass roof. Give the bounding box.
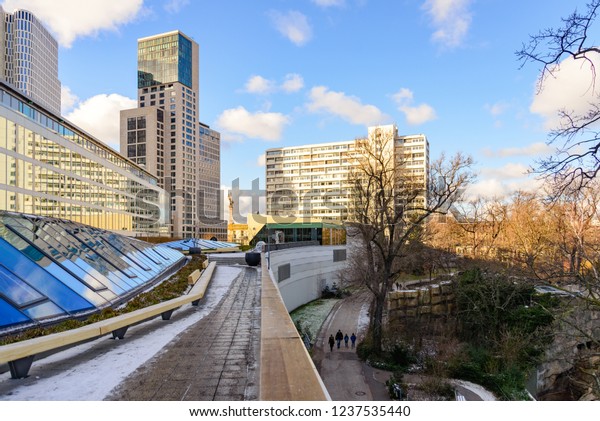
[163,238,240,251]
[0,211,185,333]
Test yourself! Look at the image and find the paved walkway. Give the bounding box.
[108,266,261,401]
[0,263,493,402]
[312,290,391,401]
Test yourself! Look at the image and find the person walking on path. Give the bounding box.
[335,330,343,349]
[328,334,335,352]
[350,333,357,349]
[344,334,349,348]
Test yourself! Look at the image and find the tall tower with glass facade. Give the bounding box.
[120,30,225,239]
[0,7,61,115]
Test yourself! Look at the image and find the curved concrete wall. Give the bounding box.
[268,245,347,312]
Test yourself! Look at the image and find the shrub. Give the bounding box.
[356,337,375,361]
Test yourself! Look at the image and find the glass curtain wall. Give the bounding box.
[0,84,168,236]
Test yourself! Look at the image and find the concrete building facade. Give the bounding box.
[120,30,225,239]
[0,7,61,115]
[265,124,429,221]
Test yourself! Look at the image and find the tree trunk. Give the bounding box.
[371,291,386,353]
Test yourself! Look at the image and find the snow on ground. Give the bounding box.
[451,379,497,401]
[357,303,370,339]
[290,298,340,342]
[0,266,242,401]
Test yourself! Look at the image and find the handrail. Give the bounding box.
[0,261,217,379]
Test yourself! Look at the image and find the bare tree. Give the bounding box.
[450,197,507,259]
[517,0,600,193]
[546,181,600,306]
[347,127,474,353]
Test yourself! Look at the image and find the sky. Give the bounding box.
[2,0,599,211]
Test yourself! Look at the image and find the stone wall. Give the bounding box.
[536,304,600,399]
[387,281,455,321]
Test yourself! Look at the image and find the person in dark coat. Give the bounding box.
[350,333,357,348]
[328,334,335,352]
[344,333,349,348]
[335,329,343,349]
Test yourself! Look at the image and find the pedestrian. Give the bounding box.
[350,333,356,348]
[335,329,343,349]
[344,333,349,348]
[328,334,335,352]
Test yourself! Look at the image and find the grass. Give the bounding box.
[290,298,340,344]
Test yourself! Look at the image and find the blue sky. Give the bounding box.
[2,0,598,204]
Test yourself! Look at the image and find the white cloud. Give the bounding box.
[216,106,290,142]
[307,86,389,126]
[482,142,554,158]
[392,88,437,125]
[530,55,600,130]
[257,153,266,167]
[60,85,79,114]
[311,0,345,7]
[465,173,543,200]
[244,73,304,95]
[484,102,509,117]
[268,10,312,46]
[65,93,136,151]
[281,73,304,93]
[422,0,472,48]
[480,163,530,179]
[2,0,144,48]
[245,75,276,94]
[164,0,189,14]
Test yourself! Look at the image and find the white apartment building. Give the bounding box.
[266,124,429,221]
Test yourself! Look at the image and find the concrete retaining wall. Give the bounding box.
[387,281,455,321]
[268,246,347,312]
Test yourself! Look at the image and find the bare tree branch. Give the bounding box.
[517,0,600,193]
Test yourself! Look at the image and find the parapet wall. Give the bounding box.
[268,245,347,312]
[387,281,455,321]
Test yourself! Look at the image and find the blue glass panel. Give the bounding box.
[102,233,160,268]
[36,222,133,293]
[0,297,30,329]
[33,221,139,292]
[0,222,111,307]
[64,224,146,282]
[145,243,172,260]
[100,234,154,271]
[21,301,65,320]
[0,239,94,314]
[0,264,43,306]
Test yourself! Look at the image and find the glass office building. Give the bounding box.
[0,211,185,332]
[0,7,61,115]
[0,81,169,236]
[122,31,226,239]
[138,31,193,89]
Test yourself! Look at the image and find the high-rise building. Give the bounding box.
[120,30,225,239]
[0,7,61,115]
[0,9,167,236]
[265,124,429,221]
